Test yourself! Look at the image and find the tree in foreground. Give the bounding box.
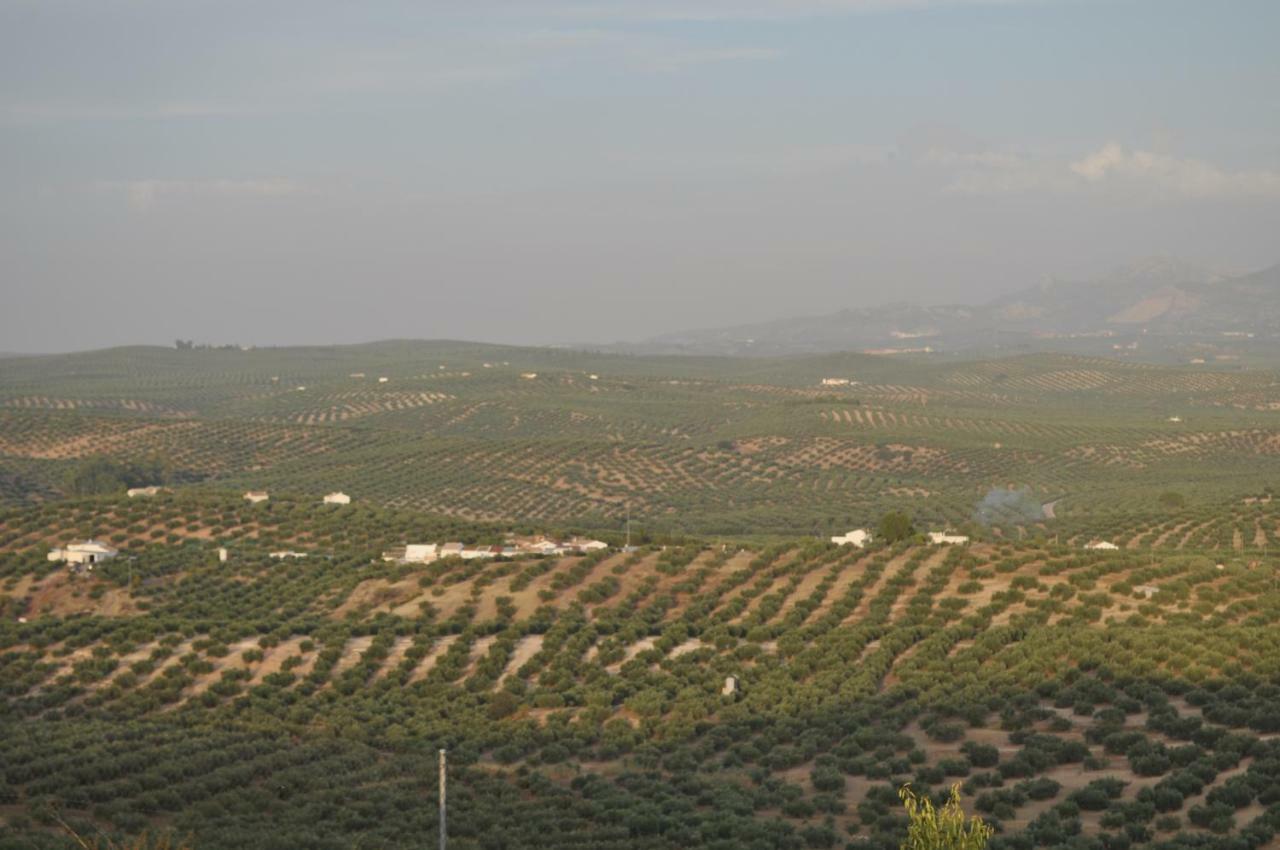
[878,511,915,544]
[899,784,993,850]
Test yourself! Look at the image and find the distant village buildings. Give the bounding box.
[48,540,118,568]
[831,529,871,548]
[927,532,969,546]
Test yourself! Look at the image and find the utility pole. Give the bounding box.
[439,748,447,850]
[625,502,631,549]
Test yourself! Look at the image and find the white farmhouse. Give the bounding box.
[927,532,970,546]
[520,372,538,380]
[323,492,351,505]
[383,544,439,564]
[48,540,118,567]
[244,491,269,504]
[567,537,609,552]
[821,378,850,387]
[1084,540,1119,550]
[831,529,871,548]
[127,486,163,498]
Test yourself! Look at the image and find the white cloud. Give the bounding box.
[934,142,1280,200]
[1069,143,1280,199]
[97,178,306,211]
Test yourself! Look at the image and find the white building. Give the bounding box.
[127,486,162,498]
[217,547,229,563]
[244,491,269,504]
[1084,540,1119,550]
[821,378,850,387]
[567,537,609,552]
[1133,584,1160,599]
[520,372,538,380]
[269,551,308,560]
[928,532,969,546]
[383,543,439,564]
[48,540,118,567]
[722,675,739,697]
[323,492,351,505]
[378,377,389,383]
[831,529,872,548]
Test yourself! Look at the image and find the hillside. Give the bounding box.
[625,260,1280,362]
[4,495,1280,849]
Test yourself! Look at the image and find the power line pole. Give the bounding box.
[439,748,447,850]
[625,502,631,549]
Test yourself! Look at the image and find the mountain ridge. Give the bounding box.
[619,259,1280,361]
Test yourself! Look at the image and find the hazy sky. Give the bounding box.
[4,0,1280,352]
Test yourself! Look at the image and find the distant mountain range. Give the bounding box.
[619,259,1280,363]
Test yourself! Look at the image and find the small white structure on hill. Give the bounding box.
[928,532,969,546]
[1085,540,1119,551]
[217,547,228,563]
[48,540,118,567]
[821,378,850,387]
[269,550,307,560]
[127,486,163,498]
[383,544,438,564]
[831,529,871,548]
[244,491,269,504]
[722,675,739,697]
[323,492,351,505]
[378,376,389,383]
[520,372,538,380]
[1133,584,1160,599]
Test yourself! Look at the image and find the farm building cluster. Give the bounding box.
[383,536,608,564]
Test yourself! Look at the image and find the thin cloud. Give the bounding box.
[630,46,783,73]
[546,0,1035,22]
[97,179,307,211]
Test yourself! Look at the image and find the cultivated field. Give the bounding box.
[2,343,1279,539]
[2,343,1280,849]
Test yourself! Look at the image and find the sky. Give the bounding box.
[3,0,1280,352]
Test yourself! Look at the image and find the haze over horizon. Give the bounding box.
[5,0,1280,353]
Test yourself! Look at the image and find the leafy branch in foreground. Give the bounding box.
[900,783,993,850]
